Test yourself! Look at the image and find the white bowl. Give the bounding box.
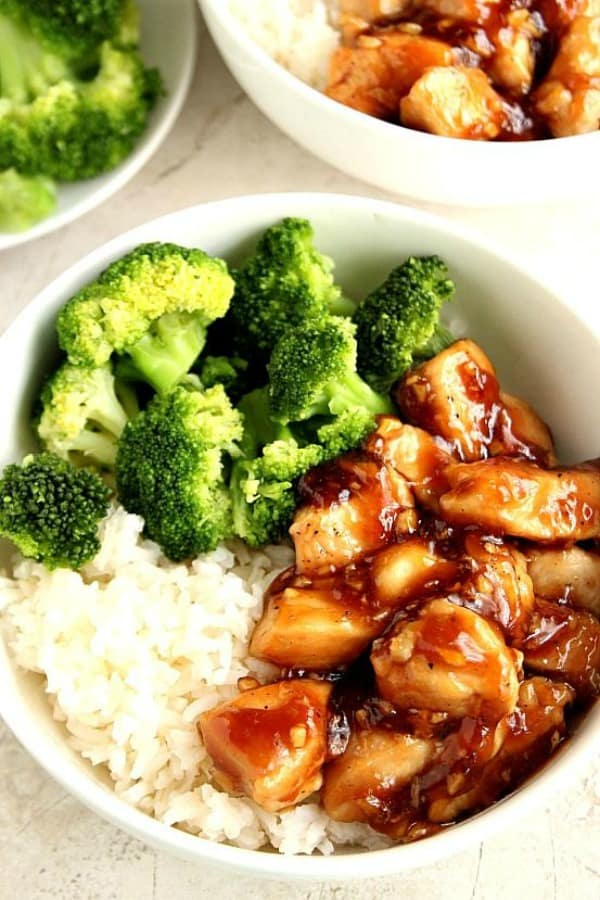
[0,0,197,251]
[0,193,598,880]
[200,0,600,207]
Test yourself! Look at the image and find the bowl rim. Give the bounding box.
[0,0,198,253]
[200,0,600,156]
[1,191,599,880]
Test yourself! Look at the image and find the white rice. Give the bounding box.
[228,0,340,89]
[0,505,384,855]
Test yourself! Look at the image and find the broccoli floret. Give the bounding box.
[0,42,162,182]
[224,218,355,363]
[57,243,235,394]
[116,383,243,561]
[268,316,393,425]
[198,354,250,398]
[1,1,134,64]
[0,452,109,569]
[37,361,131,470]
[231,439,324,548]
[0,2,162,186]
[315,409,378,461]
[353,256,456,392]
[0,167,55,230]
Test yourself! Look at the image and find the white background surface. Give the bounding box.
[0,13,599,900]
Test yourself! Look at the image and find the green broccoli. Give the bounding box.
[353,256,456,393]
[231,439,324,548]
[0,167,55,231]
[223,218,355,364]
[315,409,378,461]
[0,0,161,213]
[0,452,109,569]
[57,243,235,394]
[198,354,250,399]
[268,316,393,425]
[1,1,136,64]
[116,383,243,561]
[37,361,131,470]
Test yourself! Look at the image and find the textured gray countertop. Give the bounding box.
[0,14,599,900]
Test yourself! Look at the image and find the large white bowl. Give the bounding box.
[0,0,197,251]
[200,0,600,207]
[0,194,598,880]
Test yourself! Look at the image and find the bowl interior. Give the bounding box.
[0,0,197,251]
[0,194,598,878]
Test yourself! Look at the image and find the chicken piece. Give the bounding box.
[371,598,522,720]
[459,533,535,642]
[290,453,415,575]
[250,567,390,669]
[493,392,556,466]
[427,677,574,822]
[521,599,600,695]
[198,680,332,812]
[327,29,455,119]
[527,546,600,616]
[488,9,542,95]
[538,0,600,30]
[364,416,454,511]
[395,340,502,462]
[421,0,502,23]
[369,538,460,607]
[321,727,437,832]
[534,17,600,137]
[440,457,600,542]
[338,0,412,21]
[400,66,508,139]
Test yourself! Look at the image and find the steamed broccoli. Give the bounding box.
[198,354,250,398]
[1,1,136,64]
[0,1,161,230]
[268,316,393,425]
[0,168,55,231]
[0,452,109,569]
[223,218,355,364]
[231,439,324,548]
[353,256,456,392]
[116,383,243,561]
[37,361,131,470]
[57,243,235,394]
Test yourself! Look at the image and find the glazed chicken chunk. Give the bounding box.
[250,567,390,669]
[364,417,454,511]
[327,29,456,119]
[521,599,600,695]
[427,678,574,822]
[440,457,600,541]
[527,546,600,616]
[198,680,332,812]
[488,9,542,96]
[395,339,501,461]
[459,533,535,641]
[371,598,522,720]
[369,537,460,607]
[322,728,438,830]
[534,16,600,136]
[290,453,415,574]
[400,67,508,140]
[494,392,556,466]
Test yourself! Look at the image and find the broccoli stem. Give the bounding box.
[416,323,456,360]
[329,293,357,317]
[324,372,394,419]
[238,388,294,457]
[69,430,119,467]
[125,312,207,394]
[0,15,29,102]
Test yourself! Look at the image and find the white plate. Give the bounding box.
[0,0,197,251]
[0,194,599,880]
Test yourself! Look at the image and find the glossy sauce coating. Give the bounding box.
[329,0,600,140]
[199,340,599,841]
